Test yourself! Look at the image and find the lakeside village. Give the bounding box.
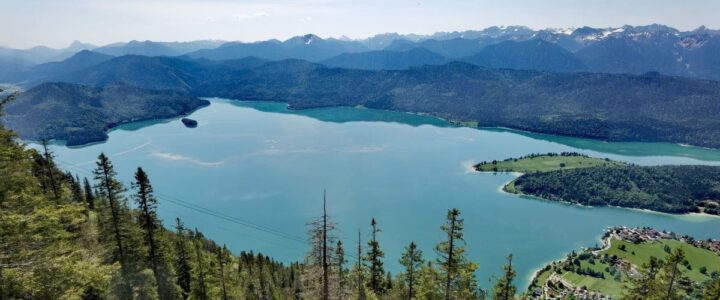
[529,227,720,300]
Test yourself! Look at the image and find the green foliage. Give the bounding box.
[514,164,720,214]
[492,254,517,300]
[3,82,209,146]
[366,218,386,295]
[621,256,661,300]
[436,208,481,300]
[399,241,424,299]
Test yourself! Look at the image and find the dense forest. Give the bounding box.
[2,91,720,299]
[2,82,208,146]
[5,55,720,148]
[513,164,720,215]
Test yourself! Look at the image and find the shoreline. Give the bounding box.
[476,169,720,218]
[224,97,720,151]
[26,97,720,153]
[22,100,211,148]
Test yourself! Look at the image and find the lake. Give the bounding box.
[43,98,720,290]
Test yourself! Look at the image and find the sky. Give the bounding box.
[2,0,719,49]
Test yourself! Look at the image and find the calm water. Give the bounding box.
[43,98,720,290]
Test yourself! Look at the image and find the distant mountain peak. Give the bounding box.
[285,34,321,45]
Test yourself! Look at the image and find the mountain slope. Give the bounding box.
[193,61,720,148]
[16,50,115,85]
[462,40,587,72]
[321,48,448,70]
[10,56,720,148]
[3,82,209,145]
[187,34,368,62]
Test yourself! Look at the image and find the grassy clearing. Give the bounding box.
[475,153,624,173]
[605,238,720,282]
[559,238,720,297]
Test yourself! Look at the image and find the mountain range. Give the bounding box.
[3,24,720,80]
[4,53,720,148]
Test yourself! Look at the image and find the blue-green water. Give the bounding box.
[44,98,720,290]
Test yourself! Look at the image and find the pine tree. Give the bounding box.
[356,230,367,300]
[93,153,133,296]
[492,254,516,300]
[399,241,424,300]
[303,190,337,300]
[40,139,60,202]
[69,174,84,204]
[132,167,175,299]
[436,208,480,300]
[174,218,192,299]
[658,248,689,300]
[336,240,347,297]
[217,245,229,300]
[192,228,209,300]
[366,218,386,295]
[322,192,329,300]
[83,177,95,210]
[621,256,661,300]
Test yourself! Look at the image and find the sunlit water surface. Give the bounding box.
[40,98,720,289]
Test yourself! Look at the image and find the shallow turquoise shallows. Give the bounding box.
[42,98,720,290]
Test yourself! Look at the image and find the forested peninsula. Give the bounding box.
[2,82,208,146]
[475,153,720,215]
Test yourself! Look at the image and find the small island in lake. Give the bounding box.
[181,118,198,128]
[475,152,720,215]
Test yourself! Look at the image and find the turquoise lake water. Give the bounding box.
[43,98,720,290]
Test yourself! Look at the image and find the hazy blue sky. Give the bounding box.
[2,0,719,49]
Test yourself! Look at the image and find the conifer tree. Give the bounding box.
[93,153,133,296]
[356,230,367,300]
[132,167,175,299]
[303,190,337,300]
[69,173,84,203]
[492,254,516,300]
[40,139,60,202]
[400,241,424,300]
[336,240,347,296]
[174,218,192,299]
[217,245,229,300]
[436,208,480,300]
[366,218,386,295]
[658,248,689,300]
[83,177,95,210]
[621,256,661,300]
[192,228,209,300]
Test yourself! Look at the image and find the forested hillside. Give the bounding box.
[3,82,209,146]
[511,162,720,215]
[6,57,720,148]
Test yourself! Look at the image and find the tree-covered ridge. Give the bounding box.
[513,164,720,215]
[474,152,625,173]
[2,82,209,146]
[7,55,720,148]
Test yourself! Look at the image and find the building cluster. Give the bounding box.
[608,226,720,255]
